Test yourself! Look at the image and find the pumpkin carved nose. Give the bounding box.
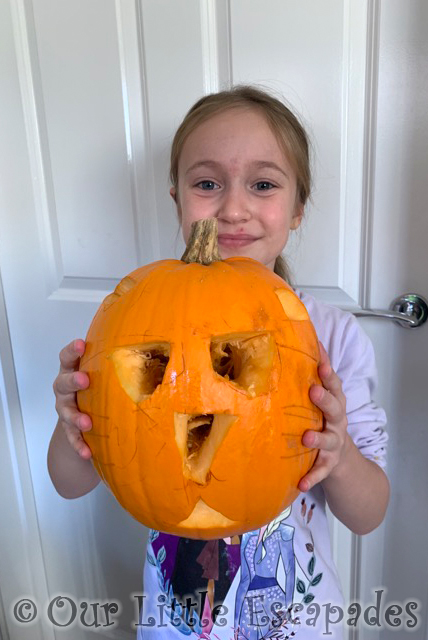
[174,412,237,486]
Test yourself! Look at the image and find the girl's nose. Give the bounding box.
[217,186,251,223]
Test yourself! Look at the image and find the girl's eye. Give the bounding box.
[196,180,219,190]
[254,181,275,191]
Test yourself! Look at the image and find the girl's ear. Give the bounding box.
[290,203,304,230]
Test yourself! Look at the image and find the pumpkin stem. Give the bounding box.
[181,218,222,265]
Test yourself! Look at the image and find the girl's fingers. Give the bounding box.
[64,424,93,459]
[309,384,344,423]
[302,429,340,452]
[318,341,329,362]
[54,371,89,397]
[53,372,90,428]
[319,368,343,399]
[299,460,330,492]
[60,405,92,431]
[317,341,332,376]
[54,339,93,460]
[59,339,86,373]
[317,342,345,398]
[299,341,348,492]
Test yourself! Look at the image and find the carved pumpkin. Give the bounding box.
[78,219,322,539]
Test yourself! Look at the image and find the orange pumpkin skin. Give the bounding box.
[78,256,322,539]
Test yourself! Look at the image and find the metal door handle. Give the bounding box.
[354,293,428,329]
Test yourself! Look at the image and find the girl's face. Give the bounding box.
[171,107,303,270]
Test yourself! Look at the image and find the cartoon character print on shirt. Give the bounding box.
[233,506,296,639]
[147,529,242,636]
[233,501,324,639]
[146,501,323,639]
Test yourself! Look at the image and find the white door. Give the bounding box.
[0,2,427,639]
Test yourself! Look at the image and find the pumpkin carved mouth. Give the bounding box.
[174,412,237,486]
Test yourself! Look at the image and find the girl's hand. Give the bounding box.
[53,339,92,459]
[299,342,349,492]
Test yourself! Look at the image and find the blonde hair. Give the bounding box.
[258,505,292,562]
[170,85,312,283]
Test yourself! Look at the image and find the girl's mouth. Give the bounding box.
[217,234,258,248]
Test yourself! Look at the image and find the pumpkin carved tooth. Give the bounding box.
[178,499,239,533]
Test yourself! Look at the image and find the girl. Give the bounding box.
[48,86,389,639]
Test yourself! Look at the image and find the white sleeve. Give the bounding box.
[333,314,388,470]
[297,290,388,470]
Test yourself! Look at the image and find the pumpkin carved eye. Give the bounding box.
[210,332,275,397]
[110,343,170,403]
